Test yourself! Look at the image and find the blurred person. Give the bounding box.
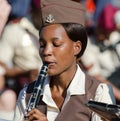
[81,27,120,103]
[0,0,11,37]
[109,10,120,61]
[0,1,16,120]
[0,0,43,94]
[107,10,120,91]
[0,17,42,94]
[95,0,120,32]
[13,0,115,121]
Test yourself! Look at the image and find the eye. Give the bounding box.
[53,41,62,47]
[39,41,46,48]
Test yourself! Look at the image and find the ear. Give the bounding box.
[74,40,82,56]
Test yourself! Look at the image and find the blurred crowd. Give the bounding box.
[0,0,42,120]
[80,0,120,103]
[0,0,120,120]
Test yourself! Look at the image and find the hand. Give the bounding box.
[25,108,48,121]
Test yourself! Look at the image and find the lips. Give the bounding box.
[44,60,56,66]
[48,62,56,66]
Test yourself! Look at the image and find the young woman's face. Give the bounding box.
[39,24,81,76]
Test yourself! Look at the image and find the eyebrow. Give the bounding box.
[39,37,60,41]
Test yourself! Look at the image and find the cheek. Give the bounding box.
[39,48,43,59]
[58,44,74,61]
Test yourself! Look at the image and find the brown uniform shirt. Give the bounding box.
[25,75,100,121]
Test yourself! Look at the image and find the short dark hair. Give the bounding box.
[61,23,88,58]
[39,23,88,58]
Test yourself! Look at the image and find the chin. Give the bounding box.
[47,69,58,76]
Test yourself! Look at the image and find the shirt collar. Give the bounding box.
[43,64,85,95]
[42,65,86,106]
[67,64,85,95]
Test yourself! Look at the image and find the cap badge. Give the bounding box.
[45,14,55,23]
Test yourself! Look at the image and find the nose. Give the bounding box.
[43,44,53,56]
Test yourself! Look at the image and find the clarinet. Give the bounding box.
[25,63,48,113]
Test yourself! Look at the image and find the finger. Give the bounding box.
[32,113,46,120]
[26,108,42,116]
[26,109,35,117]
[25,109,47,121]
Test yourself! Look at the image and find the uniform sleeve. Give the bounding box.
[81,40,102,76]
[13,87,27,121]
[0,25,16,64]
[91,83,116,121]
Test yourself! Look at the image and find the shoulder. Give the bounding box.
[85,74,101,99]
[95,83,116,104]
[85,74,100,89]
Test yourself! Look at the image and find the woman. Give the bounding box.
[13,0,115,121]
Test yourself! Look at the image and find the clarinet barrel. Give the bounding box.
[26,63,48,113]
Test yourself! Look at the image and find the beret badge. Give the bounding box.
[45,14,55,23]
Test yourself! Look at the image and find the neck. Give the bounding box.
[50,64,77,94]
